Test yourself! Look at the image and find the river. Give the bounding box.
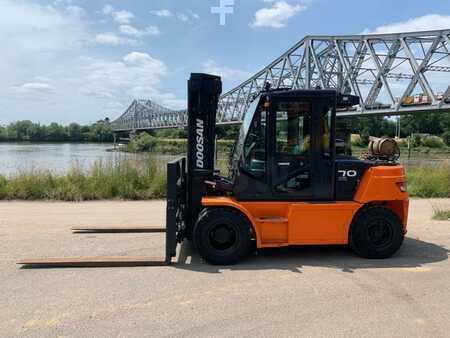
[0,142,447,177]
[0,143,142,176]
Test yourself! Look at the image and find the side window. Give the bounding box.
[276,102,311,156]
[241,110,267,178]
[274,102,312,193]
[322,107,332,156]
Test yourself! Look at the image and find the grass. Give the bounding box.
[0,156,448,201]
[431,202,450,221]
[406,163,450,198]
[0,157,166,201]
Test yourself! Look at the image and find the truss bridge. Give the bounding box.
[112,29,450,132]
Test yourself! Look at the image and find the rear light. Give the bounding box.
[396,182,407,192]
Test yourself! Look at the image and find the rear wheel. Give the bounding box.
[349,206,404,259]
[193,208,252,265]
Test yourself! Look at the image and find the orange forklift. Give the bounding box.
[166,73,408,265]
[19,73,408,268]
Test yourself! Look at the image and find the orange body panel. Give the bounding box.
[202,165,409,248]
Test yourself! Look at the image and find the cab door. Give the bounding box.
[270,95,336,201]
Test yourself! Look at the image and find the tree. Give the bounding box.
[0,126,7,141]
[68,123,83,142]
[46,122,67,141]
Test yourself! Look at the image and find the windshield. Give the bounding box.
[229,95,261,177]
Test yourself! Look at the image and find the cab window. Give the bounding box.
[241,109,267,178]
[276,102,311,156]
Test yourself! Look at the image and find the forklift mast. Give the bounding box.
[185,74,222,232]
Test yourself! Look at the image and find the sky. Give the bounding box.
[1,0,449,124]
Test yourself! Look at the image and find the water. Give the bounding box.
[0,143,446,177]
[0,143,142,176]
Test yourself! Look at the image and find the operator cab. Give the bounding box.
[230,90,359,201]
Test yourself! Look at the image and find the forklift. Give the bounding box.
[19,73,408,268]
[166,73,408,265]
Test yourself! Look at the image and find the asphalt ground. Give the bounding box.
[1,199,449,337]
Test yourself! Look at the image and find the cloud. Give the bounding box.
[119,25,160,37]
[187,10,200,20]
[79,52,184,109]
[102,4,114,15]
[150,8,199,23]
[0,1,184,123]
[250,1,306,29]
[112,10,134,24]
[362,14,450,34]
[177,13,189,22]
[150,9,173,17]
[95,33,135,46]
[202,60,251,81]
[10,82,56,95]
[0,0,88,52]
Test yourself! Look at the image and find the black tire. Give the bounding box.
[349,205,404,259]
[193,208,252,265]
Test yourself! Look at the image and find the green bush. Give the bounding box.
[350,134,364,147]
[411,134,422,147]
[407,164,450,198]
[124,137,234,155]
[127,132,157,152]
[442,131,450,146]
[421,135,444,148]
[0,175,7,199]
[360,129,371,145]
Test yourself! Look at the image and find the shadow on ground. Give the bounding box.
[175,237,449,274]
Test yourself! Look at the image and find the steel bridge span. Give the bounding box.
[112,29,450,132]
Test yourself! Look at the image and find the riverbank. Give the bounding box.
[0,157,448,200]
[123,135,234,154]
[0,158,166,201]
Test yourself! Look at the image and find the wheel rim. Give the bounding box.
[366,219,394,249]
[208,224,238,251]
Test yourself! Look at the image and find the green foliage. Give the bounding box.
[421,135,444,148]
[401,112,449,137]
[0,175,7,199]
[360,128,370,145]
[407,164,450,198]
[442,131,450,146]
[154,128,187,139]
[350,134,365,147]
[127,132,157,152]
[0,157,166,201]
[152,126,238,140]
[432,209,450,221]
[125,135,234,155]
[431,203,450,221]
[410,134,422,147]
[0,119,113,143]
[0,159,448,200]
[342,112,450,144]
[216,125,240,140]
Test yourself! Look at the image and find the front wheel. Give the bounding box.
[193,208,252,265]
[349,206,404,259]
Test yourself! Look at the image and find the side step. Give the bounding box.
[71,226,166,233]
[18,256,167,268]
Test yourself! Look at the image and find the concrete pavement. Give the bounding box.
[1,199,449,337]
